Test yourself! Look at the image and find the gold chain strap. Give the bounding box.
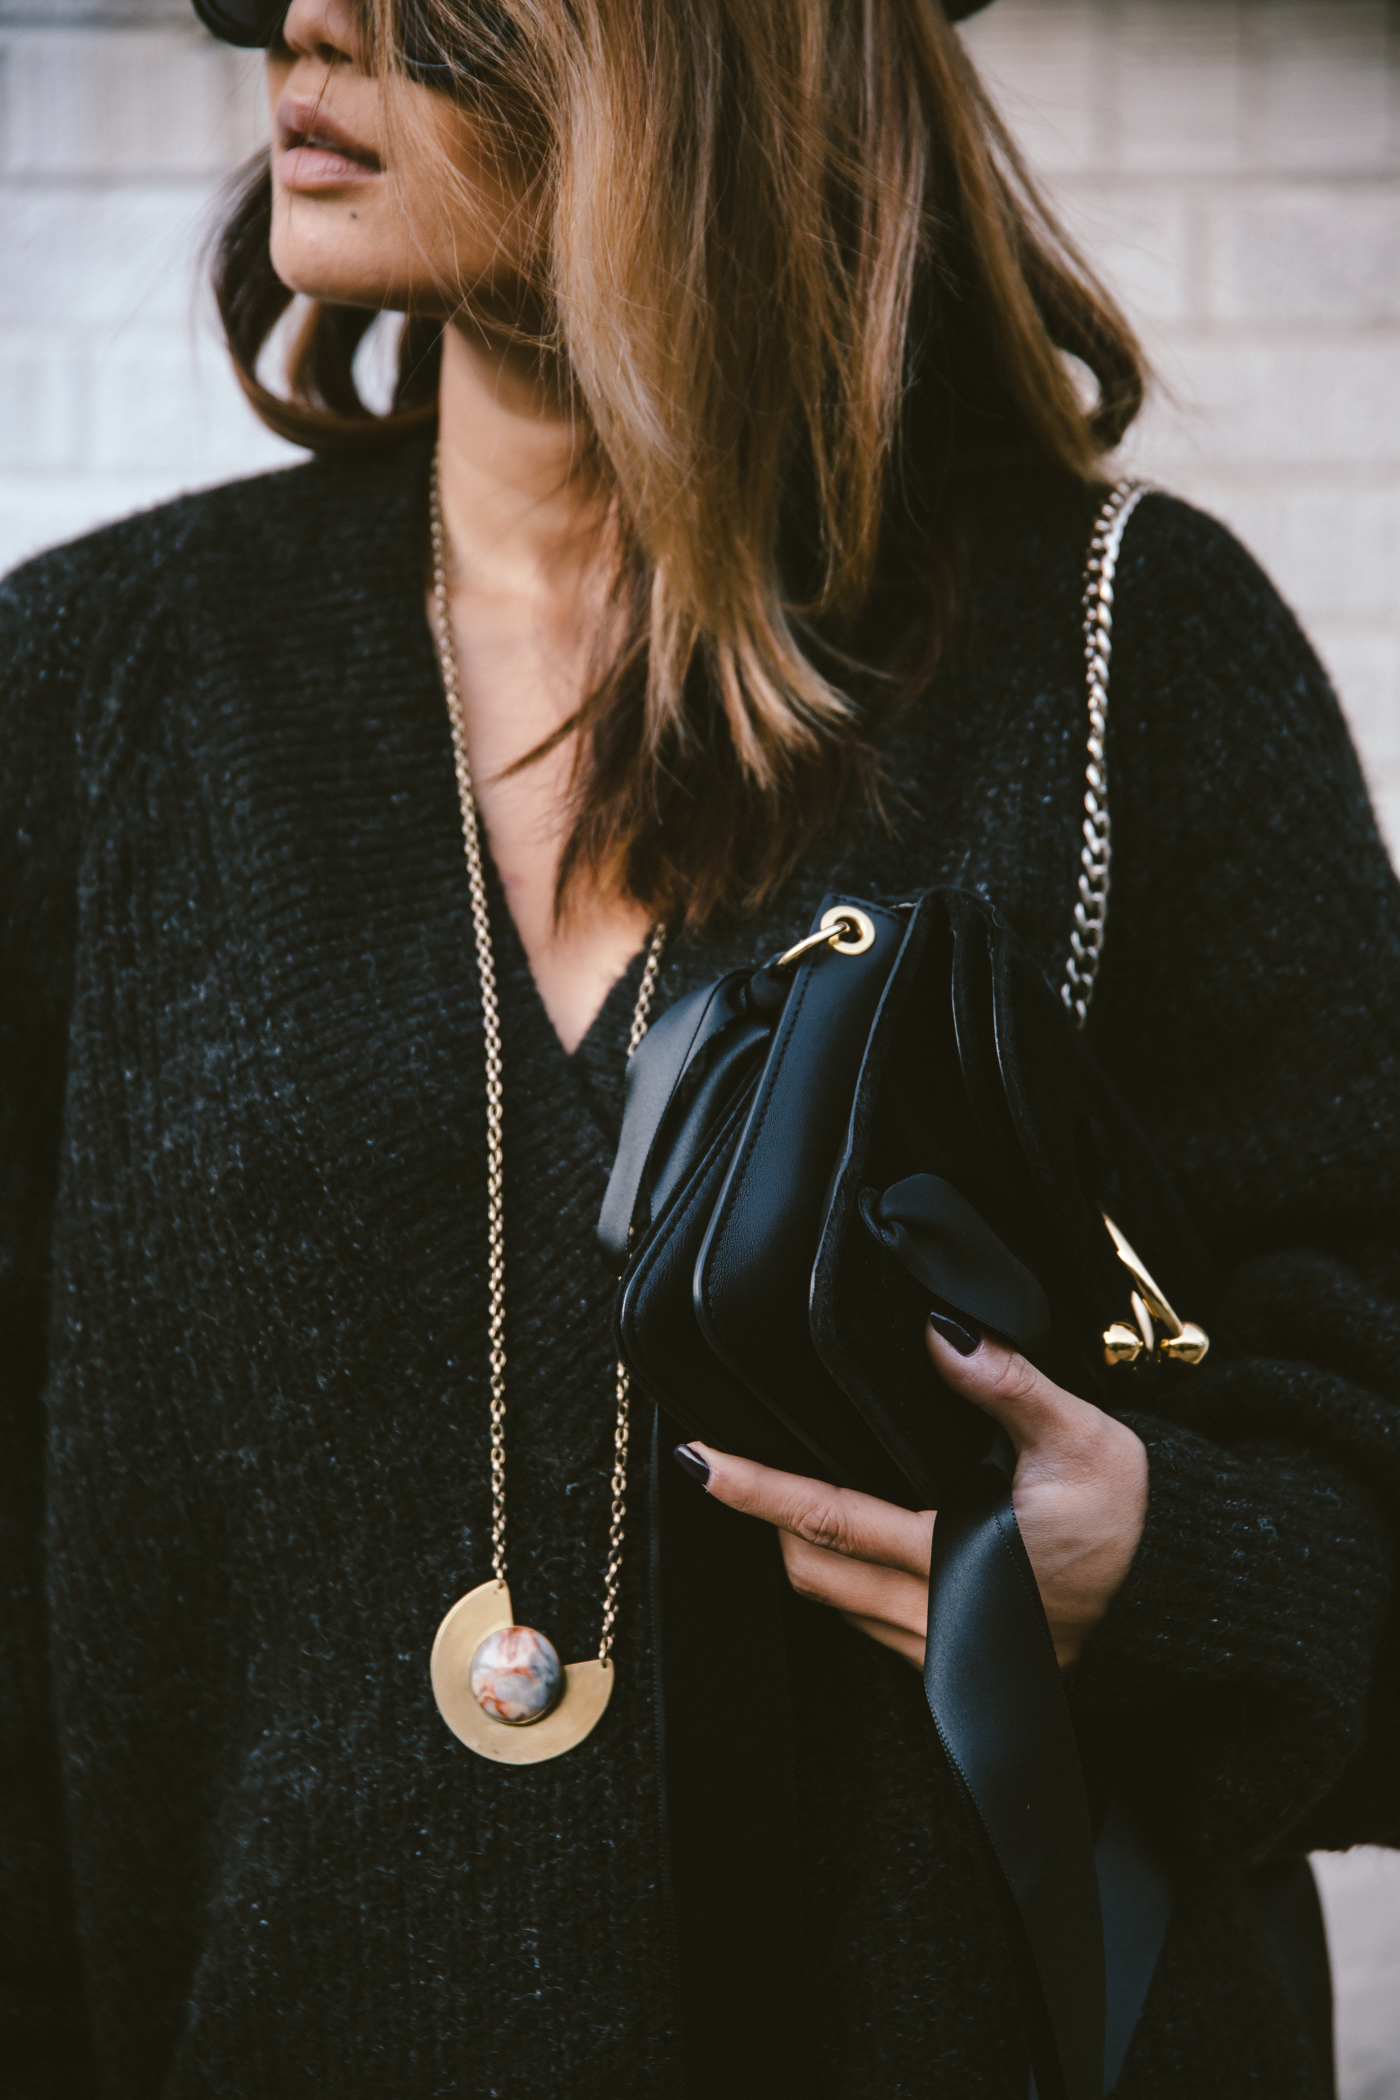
[1060,478,1147,1029]
[428,458,666,1661]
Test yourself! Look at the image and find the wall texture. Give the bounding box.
[0,0,284,569]
[0,2,1397,2094]
[950,20,1400,2079]
[962,0,1400,856]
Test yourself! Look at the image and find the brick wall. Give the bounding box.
[951,11,1400,2065]
[962,0,1400,857]
[0,0,284,567]
[1,4,1397,2091]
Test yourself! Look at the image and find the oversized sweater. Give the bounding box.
[3,438,1399,2100]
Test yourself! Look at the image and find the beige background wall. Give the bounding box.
[0,0,283,566]
[1,1,1397,2093]
[963,0,1400,861]
[957,13,1400,2094]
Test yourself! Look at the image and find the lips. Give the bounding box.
[275,95,382,188]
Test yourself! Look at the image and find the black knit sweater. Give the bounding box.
[3,440,1399,2100]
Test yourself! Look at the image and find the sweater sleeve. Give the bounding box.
[1070,495,1400,1867]
[0,549,95,2093]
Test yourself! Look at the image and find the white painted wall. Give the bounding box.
[961,0,1400,857]
[962,12,1400,2093]
[954,23,1400,2078]
[0,1,288,568]
[1,3,1397,2092]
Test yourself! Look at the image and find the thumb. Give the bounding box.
[925,1319,1092,1454]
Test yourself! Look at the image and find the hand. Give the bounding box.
[685,1320,1149,1671]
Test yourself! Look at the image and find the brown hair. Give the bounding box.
[215,0,1143,931]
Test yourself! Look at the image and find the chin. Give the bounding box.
[269,214,398,310]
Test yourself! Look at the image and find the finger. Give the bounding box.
[924,1323,1103,1454]
[684,1443,934,1578]
[838,1609,925,1672]
[779,1530,930,1639]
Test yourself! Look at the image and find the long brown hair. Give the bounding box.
[215,0,1143,931]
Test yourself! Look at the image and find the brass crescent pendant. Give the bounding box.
[430,1580,615,1764]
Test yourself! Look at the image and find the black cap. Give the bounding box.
[191,0,997,51]
[190,0,284,42]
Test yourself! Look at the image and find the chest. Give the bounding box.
[50,606,1088,1377]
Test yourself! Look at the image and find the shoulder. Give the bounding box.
[0,453,365,847]
[1107,488,1375,844]
[970,473,1363,801]
[1112,487,1321,695]
[970,471,1295,606]
[0,448,402,628]
[956,475,1307,703]
[970,473,1302,644]
[1097,490,1400,1119]
[0,438,432,1011]
[0,437,428,775]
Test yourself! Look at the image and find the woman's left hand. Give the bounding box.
[686,1319,1149,1671]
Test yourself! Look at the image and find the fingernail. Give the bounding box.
[672,1443,711,1487]
[928,1311,979,1357]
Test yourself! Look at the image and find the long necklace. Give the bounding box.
[425,459,666,1765]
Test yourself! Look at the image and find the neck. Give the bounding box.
[435,320,607,601]
[428,319,650,1050]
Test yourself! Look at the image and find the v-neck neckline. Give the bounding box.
[478,839,650,1068]
[402,446,659,1081]
[461,848,655,1173]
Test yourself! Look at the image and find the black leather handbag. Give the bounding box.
[596,485,1332,2100]
[591,483,1209,2100]
[600,881,1213,1505]
[600,877,1208,2100]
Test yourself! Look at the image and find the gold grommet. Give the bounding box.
[776,907,877,971]
[820,906,876,956]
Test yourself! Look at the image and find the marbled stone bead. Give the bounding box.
[469,1625,562,1726]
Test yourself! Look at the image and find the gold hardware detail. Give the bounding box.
[1060,479,1148,1030]
[431,1581,615,1765]
[1160,1323,1211,1365]
[1130,1290,1155,1354]
[1100,1213,1210,1369]
[1102,1322,1144,1366]
[777,906,877,971]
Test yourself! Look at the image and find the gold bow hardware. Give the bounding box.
[1100,1215,1209,1369]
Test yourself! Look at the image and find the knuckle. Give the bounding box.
[779,1533,834,1603]
[783,1555,828,1604]
[790,1495,849,1556]
[991,1350,1042,1407]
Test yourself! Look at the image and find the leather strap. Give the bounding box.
[650,1410,813,2096]
[924,1454,1105,2100]
[868,1174,1051,1352]
[1095,1792,1173,2092]
[599,973,749,1262]
[653,1403,1183,2100]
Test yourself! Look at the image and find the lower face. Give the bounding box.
[264,38,527,316]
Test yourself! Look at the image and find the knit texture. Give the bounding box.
[3,440,1399,2099]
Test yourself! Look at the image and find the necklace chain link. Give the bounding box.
[429,457,665,1665]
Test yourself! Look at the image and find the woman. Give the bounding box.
[3,0,1398,2093]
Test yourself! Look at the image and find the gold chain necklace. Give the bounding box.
[425,459,666,1764]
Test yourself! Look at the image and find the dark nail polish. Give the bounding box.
[929,1310,979,1357]
[672,1443,711,1487]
